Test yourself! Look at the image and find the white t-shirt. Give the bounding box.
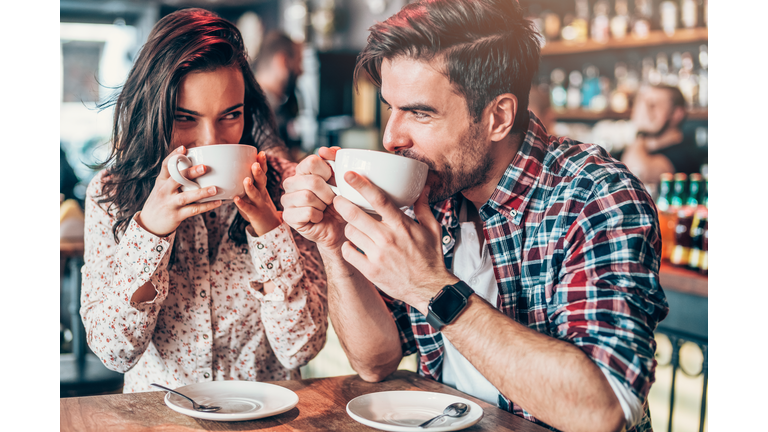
[440,198,643,426]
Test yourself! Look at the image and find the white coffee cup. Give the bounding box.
[327,149,429,213]
[167,144,258,202]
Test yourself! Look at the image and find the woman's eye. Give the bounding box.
[174,115,194,122]
[224,111,243,120]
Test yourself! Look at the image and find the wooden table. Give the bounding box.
[61,370,549,431]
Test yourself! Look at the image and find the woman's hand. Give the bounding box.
[136,146,223,237]
[234,151,282,236]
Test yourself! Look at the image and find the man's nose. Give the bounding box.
[382,112,411,153]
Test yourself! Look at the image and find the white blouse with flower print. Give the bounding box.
[80,158,328,393]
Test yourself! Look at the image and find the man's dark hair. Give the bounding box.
[654,84,687,110]
[253,30,298,72]
[95,8,284,245]
[355,0,541,133]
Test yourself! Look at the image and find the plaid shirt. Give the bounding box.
[386,112,669,431]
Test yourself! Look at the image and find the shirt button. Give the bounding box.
[203,334,209,340]
[155,245,163,252]
[510,208,518,217]
[203,372,210,379]
[198,247,205,254]
[143,266,150,273]
[256,243,265,249]
[209,212,216,218]
[266,263,274,270]
[442,235,451,245]
[470,277,477,284]
[200,291,206,298]
[241,248,248,254]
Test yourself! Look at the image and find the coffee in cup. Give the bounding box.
[327,149,429,213]
[167,144,258,202]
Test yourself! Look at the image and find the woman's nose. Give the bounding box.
[198,121,221,147]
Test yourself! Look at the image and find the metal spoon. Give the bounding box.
[418,402,469,428]
[150,383,221,412]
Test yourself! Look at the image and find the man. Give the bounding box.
[254,30,304,161]
[281,1,668,431]
[621,84,704,185]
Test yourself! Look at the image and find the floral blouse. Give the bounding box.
[80,158,328,393]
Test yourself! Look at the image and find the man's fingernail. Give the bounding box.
[208,187,217,194]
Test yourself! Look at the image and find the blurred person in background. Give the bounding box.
[254,30,305,162]
[528,84,556,133]
[621,84,703,185]
[80,8,327,393]
[281,0,668,431]
[60,144,80,204]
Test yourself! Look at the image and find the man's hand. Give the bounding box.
[281,147,348,254]
[333,170,457,313]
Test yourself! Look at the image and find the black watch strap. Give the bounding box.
[426,281,474,331]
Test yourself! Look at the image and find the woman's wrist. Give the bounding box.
[248,212,282,237]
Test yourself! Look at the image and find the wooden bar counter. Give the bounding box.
[60,370,549,432]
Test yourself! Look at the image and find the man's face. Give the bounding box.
[631,87,675,135]
[380,57,494,203]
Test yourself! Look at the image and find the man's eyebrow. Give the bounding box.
[176,103,244,116]
[378,94,438,114]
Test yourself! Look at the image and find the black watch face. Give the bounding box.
[432,287,467,322]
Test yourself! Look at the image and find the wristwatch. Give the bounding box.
[426,281,474,331]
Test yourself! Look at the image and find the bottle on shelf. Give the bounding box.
[571,0,590,42]
[699,218,708,276]
[610,0,630,40]
[550,68,567,111]
[656,173,676,261]
[567,70,583,109]
[688,210,706,271]
[670,173,688,209]
[660,1,678,36]
[581,65,601,109]
[632,0,652,39]
[591,0,610,44]
[681,0,698,29]
[670,208,694,267]
[686,173,702,209]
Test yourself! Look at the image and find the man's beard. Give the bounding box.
[397,121,494,204]
[638,115,673,138]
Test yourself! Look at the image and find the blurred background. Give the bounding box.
[59,1,708,431]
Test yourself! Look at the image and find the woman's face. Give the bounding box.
[170,66,245,151]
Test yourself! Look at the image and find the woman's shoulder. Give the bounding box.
[85,169,111,198]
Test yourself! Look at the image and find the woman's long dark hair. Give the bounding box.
[95,8,286,246]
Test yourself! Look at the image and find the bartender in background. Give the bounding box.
[621,84,704,186]
[254,31,304,161]
[528,84,557,134]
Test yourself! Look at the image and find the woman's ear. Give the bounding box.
[487,93,518,142]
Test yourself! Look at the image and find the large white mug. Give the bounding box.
[327,149,429,213]
[167,144,258,203]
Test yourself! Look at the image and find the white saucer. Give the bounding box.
[346,391,483,431]
[161,381,298,422]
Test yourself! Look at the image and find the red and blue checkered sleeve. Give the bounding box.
[549,173,669,400]
[379,289,419,357]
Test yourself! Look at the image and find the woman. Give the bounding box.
[80,8,327,392]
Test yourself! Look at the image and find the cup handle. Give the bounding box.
[167,154,200,190]
[326,160,340,196]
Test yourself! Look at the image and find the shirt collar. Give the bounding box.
[480,111,550,224]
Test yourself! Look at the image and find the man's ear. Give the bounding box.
[487,93,518,142]
[671,106,686,128]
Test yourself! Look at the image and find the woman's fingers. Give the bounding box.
[177,186,218,207]
[179,199,223,220]
[157,145,186,181]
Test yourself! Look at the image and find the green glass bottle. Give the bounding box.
[670,173,688,209]
[686,173,702,208]
[656,173,674,212]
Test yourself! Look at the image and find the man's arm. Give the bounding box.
[621,136,675,186]
[440,295,626,432]
[321,250,404,381]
